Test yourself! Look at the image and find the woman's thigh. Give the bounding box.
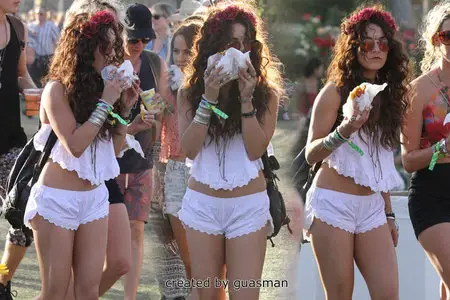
[354,223,398,300]
[310,218,355,299]
[225,227,267,300]
[106,203,131,265]
[72,217,109,290]
[185,228,225,297]
[31,215,75,295]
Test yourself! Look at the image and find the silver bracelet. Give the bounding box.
[193,114,210,126]
[322,130,345,151]
[88,106,108,127]
[202,95,218,105]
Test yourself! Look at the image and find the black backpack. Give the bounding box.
[291,99,344,203]
[3,131,57,228]
[262,152,292,247]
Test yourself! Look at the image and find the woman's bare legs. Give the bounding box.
[31,215,74,300]
[225,227,267,300]
[185,228,226,300]
[419,223,450,300]
[354,224,399,300]
[123,220,145,300]
[99,203,131,296]
[310,219,354,300]
[72,217,108,300]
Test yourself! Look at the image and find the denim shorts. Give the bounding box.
[164,160,190,217]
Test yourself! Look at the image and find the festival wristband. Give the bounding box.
[347,140,364,156]
[200,99,229,119]
[97,103,129,125]
[428,143,446,171]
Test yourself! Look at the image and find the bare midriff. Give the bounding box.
[38,160,98,192]
[315,163,374,196]
[188,170,266,198]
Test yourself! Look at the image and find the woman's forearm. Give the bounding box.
[180,122,209,160]
[381,192,392,214]
[305,124,352,165]
[402,146,434,173]
[111,123,128,156]
[241,102,270,161]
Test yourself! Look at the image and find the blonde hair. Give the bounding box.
[63,0,126,30]
[420,0,450,72]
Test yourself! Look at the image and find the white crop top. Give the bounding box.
[187,135,263,190]
[324,130,403,193]
[34,124,120,186]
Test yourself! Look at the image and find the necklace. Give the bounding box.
[0,18,9,90]
[436,70,450,106]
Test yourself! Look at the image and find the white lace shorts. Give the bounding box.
[304,185,386,237]
[24,183,109,230]
[164,160,189,217]
[178,188,273,239]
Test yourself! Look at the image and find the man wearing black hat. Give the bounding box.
[115,4,187,300]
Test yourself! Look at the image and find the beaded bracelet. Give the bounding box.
[242,108,257,118]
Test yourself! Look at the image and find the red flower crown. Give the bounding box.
[342,7,398,35]
[81,10,116,38]
[208,6,257,35]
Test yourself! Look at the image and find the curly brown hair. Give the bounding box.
[327,4,410,150]
[184,2,283,142]
[45,12,124,137]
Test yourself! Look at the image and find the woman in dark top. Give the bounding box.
[114,4,172,298]
[0,4,37,296]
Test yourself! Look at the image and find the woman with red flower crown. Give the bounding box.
[402,1,450,299]
[303,4,410,299]
[22,10,139,300]
[177,2,283,299]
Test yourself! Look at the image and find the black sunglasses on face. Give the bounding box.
[152,15,162,20]
[128,38,151,44]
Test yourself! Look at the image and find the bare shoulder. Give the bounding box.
[315,82,341,107]
[409,71,436,106]
[42,81,67,106]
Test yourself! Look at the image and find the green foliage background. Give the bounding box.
[259,0,394,79]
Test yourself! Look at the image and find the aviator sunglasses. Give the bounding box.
[437,31,450,45]
[128,38,152,44]
[359,37,390,52]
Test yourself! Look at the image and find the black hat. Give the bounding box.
[126,3,156,40]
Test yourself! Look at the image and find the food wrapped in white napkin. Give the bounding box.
[444,113,450,126]
[343,82,388,117]
[101,60,139,89]
[168,65,184,91]
[118,134,145,158]
[207,48,251,80]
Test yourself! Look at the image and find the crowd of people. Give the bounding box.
[2,0,450,299]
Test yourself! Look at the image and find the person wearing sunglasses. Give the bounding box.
[303,4,409,299]
[402,1,450,299]
[145,3,176,61]
[115,4,174,299]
